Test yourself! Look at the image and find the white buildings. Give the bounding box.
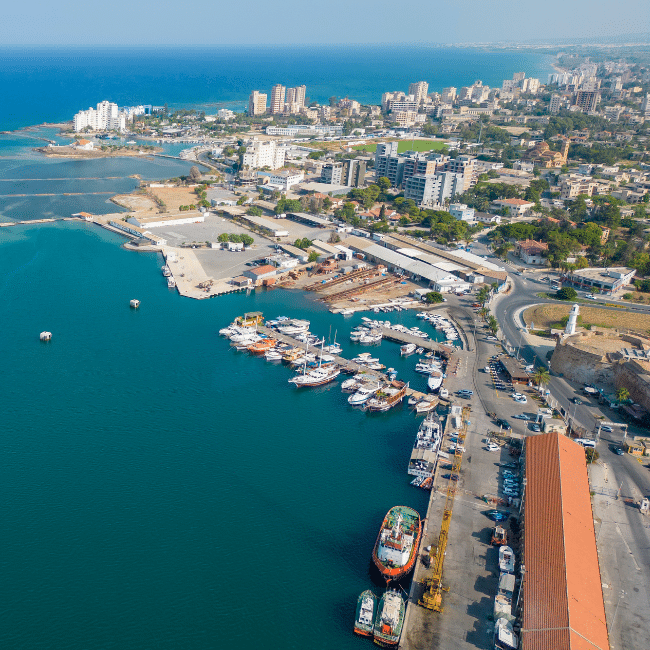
[404,171,465,207]
[265,124,343,137]
[266,170,304,191]
[217,109,236,120]
[408,81,429,105]
[248,91,267,116]
[270,84,286,114]
[286,85,306,113]
[242,139,286,170]
[73,100,127,132]
[449,203,476,222]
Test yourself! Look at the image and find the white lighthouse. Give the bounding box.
[565,303,580,336]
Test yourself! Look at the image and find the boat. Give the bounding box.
[161,265,171,277]
[415,362,441,375]
[341,377,360,391]
[288,365,340,387]
[400,343,416,356]
[427,372,443,393]
[372,506,422,582]
[372,589,405,647]
[439,388,449,399]
[129,299,140,308]
[499,546,515,573]
[366,381,407,412]
[167,277,176,288]
[415,347,424,354]
[282,348,304,363]
[276,319,310,335]
[323,342,342,355]
[39,331,52,341]
[264,349,283,361]
[354,590,377,637]
[414,412,442,452]
[348,383,380,405]
[408,395,419,407]
[340,308,354,315]
[360,332,382,344]
[415,400,435,413]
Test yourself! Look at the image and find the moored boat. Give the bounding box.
[427,372,443,393]
[400,343,416,356]
[288,365,340,387]
[354,590,377,637]
[372,505,422,582]
[372,589,405,647]
[161,265,171,277]
[365,381,407,412]
[348,383,380,406]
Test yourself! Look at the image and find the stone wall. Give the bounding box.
[613,360,650,413]
[550,333,615,387]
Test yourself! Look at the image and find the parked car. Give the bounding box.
[529,423,541,432]
[614,447,624,455]
[573,397,583,404]
[458,389,473,396]
[600,425,613,433]
[485,510,509,522]
[514,396,527,404]
[512,414,530,420]
[496,419,511,430]
[486,443,500,452]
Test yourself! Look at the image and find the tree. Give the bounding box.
[424,291,444,304]
[308,250,319,263]
[189,166,202,182]
[486,314,499,336]
[228,233,242,243]
[556,287,577,300]
[377,176,391,191]
[217,233,229,243]
[585,448,600,464]
[616,386,630,403]
[294,237,312,250]
[246,206,263,216]
[533,367,550,391]
[236,195,249,206]
[240,234,254,247]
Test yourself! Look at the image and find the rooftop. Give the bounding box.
[523,432,609,650]
[248,264,277,276]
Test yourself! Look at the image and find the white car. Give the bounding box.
[512,414,530,420]
[486,443,500,452]
[514,396,527,404]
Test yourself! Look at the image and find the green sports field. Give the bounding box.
[352,139,448,153]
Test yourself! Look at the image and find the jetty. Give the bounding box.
[380,327,455,357]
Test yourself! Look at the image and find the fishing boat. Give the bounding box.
[167,276,176,288]
[288,365,340,387]
[365,381,407,412]
[247,338,277,355]
[499,546,515,573]
[372,506,422,582]
[400,343,416,356]
[161,265,171,277]
[354,590,377,637]
[372,590,405,647]
[348,383,379,406]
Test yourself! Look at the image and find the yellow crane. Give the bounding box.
[419,405,470,612]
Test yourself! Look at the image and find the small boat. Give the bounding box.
[499,546,515,573]
[401,343,416,356]
[415,362,441,375]
[415,400,435,413]
[341,377,360,392]
[161,265,171,277]
[373,589,405,646]
[167,277,176,288]
[129,299,140,308]
[420,476,433,490]
[408,395,419,407]
[348,383,379,406]
[282,348,304,363]
[427,372,443,393]
[323,343,342,354]
[354,590,377,637]
[415,347,424,354]
[39,331,52,341]
[264,349,283,361]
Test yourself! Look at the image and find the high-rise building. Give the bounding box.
[73,100,125,132]
[549,94,562,115]
[404,171,465,207]
[513,72,526,83]
[342,159,366,187]
[270,84,286,114]
[441,87,456,103]
[248,91,267,116]
[285,85,307,113]
[638,92,650,114]
[408,81,429,105]
[321,162,343,185]
[575,90,600,113]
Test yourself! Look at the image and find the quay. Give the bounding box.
[380,327,455,358]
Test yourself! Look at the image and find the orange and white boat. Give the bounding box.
[372,506,422,582]
[247,338,277,355]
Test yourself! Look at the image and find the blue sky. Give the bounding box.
[2,0,649,45]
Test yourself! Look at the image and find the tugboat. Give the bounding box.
[354,590,377,637]
[372,506,422,582]
[373,589,405,646]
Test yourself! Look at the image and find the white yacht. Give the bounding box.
[348,384,379,405]
[289,365,340,387]
[161,265,171,277]
[277,319,310,335]
[167,277,176,288]
[401,343,416,356]
[427,373,443,393]
[264,349,283,361]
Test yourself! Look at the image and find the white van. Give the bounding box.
[575,438,596,448]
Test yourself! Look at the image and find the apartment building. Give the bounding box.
[342,159,366,187]
[441,87,456,103]
[248,91,267,116]
[408,81,429,105]
[404,171,465,207]
[73,101,126,132]
[286,85,306,113]
[575,90,600,113]
[641,93,650,117]
[270,84,286,114]
[559,175,599,199]
[320,162,343,185]
[443,154,477,192]
[449,203,476,222]
[242,139,285,170]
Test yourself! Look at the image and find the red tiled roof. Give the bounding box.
[523,433,610,650]
[249,265,276,275]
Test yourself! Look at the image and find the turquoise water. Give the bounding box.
[0,46,554,131]
[0,221,436,650]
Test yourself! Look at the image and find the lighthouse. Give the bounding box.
[565,303,580,336]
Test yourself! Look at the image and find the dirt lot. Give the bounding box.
[524,303,650,332]
[148,186,200,212]
[111,193,157,213]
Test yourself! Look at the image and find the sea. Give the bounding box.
[0,46,553,650]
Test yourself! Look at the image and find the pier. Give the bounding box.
[379,327,455,357]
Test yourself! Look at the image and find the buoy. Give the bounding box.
[130,299,140,308]
[40,331,52,341]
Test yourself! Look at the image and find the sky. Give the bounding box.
[1,0,649,46]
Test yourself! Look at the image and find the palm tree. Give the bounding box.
[533,367,550,392]
[479,307,489,321]
[487,315,499,336]
[616,387,630,403]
